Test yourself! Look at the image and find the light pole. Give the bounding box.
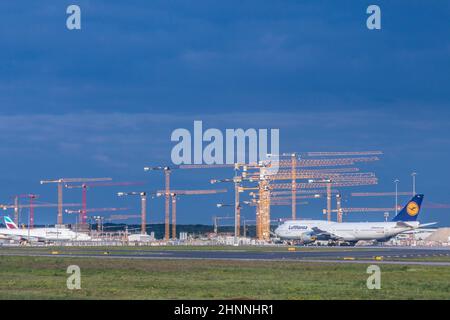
[394,179,400,214]
[411,172,417,195]
[216,203,239,237]
[212,177,243,238]
[27,209,30,244]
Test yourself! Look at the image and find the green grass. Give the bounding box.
[0,255,449,299]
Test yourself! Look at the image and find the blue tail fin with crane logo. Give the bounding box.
[392,194,424,222]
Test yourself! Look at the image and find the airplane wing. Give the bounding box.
[418,222,437,228]
[0,231,43,242]
[395,221,417,228]
[311,227,345,240]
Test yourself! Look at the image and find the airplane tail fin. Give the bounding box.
[4,216,18,229]
[392,194,424,222]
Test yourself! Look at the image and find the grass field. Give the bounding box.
[0,255,449,299]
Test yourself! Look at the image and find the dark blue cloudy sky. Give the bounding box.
[0,1,449,226]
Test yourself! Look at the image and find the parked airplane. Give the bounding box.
[0,216,91,242]
[274,194,435,245]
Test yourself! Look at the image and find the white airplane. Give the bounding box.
[274,194,435,245]
[0,216,91,242]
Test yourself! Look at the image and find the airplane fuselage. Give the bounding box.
[275,220,420,242]
[0,227,91,242]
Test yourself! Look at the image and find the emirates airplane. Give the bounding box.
[0,216,91,242]
[274,194,435,245]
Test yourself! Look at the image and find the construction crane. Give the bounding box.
[332,207,398,213]
[268,153,369,221]
[65,207,128,232]
[271,189,339,196]
[351,192,414,197]
[144,166,173,240]
[145,163,239,240]
[264,156,380,168]
[211,177,243,237]
[262,153,380,166]
[211,164,271,239]
[90,214,143,234]
[269,179,378,190]
[215,199,255,236]
[1,199,82,227]
[260,176,376,234]
[107,214,141,221]
[264,176,376,235]
[65,207,128,214]
[1,202,81,210]
[268,194,321,201]
[248,171,375,223]
[18,194,38,228]
[156,189,228,239]
[40,178,112,225]
[65,181,144,227]
[247,200,309,207]
[305,151,383,157]
[422,202,450,209]
[279,167,361,174]
[117,192,153,235]
[9,194,38,226]
[258,172,376,181]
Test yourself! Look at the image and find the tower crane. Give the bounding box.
[65,181,144,227]
[40,177,112,225]
[8,194,38,227]
[65,207,128,232]
[156,189,228,239]
[144,163,238,240]
[351,192,414,197]
[18,194,38,228]
[267,156,380,168]
[211,177,244,237]
[305,151,383,157]
[271,189,339,196]
[144,166,173,240]
[1,199,82,227]
[117,192,156,235]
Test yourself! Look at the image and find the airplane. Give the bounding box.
[274,194,435,245]
[0,216,91,243]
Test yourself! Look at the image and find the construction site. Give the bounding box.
[1,151,449,248]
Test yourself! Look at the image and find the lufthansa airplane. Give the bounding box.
[274,194,435,245]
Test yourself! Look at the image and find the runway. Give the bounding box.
[1,246,450,266]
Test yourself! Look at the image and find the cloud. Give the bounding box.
[1,108,449,169]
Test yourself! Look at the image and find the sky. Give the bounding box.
[0,1,449,227]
